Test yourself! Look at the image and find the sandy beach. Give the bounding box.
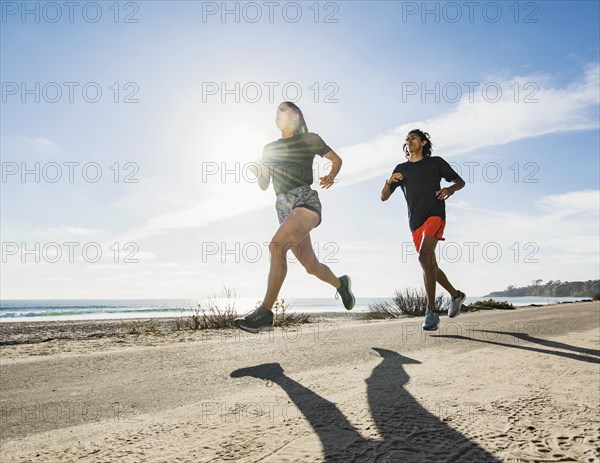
[1,302,599,462]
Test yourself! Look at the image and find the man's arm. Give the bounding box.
[381,172,403,201]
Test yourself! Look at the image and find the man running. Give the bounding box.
[381,129,466,331]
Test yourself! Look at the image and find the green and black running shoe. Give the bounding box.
[336,275,356,310]
[234,306,274,334]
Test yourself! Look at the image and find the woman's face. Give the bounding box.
[275,103,299,131]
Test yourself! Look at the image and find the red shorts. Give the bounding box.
[412,216,446,252]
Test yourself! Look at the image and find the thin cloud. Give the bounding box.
[33,226,106,238]
[536,189,599,218]
[1,135,60,158]
[29,137,59,152]
[449,189,599,258]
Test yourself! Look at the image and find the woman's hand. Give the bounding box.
[321,150,342,189]
[319,172,336,189]
[248,162,260,179]
[250,159,270,191]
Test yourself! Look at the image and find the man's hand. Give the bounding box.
[381,172,403,201]
[387,172,404,184]
[436,187,454,200]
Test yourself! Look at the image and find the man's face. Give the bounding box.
[405,133,425,153]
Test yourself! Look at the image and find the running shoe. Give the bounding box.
[449,290,466,318]
[335,275,355,310]
[422,309,440,331]
[234,306,274,333]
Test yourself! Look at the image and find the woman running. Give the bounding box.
[234,102,355,333]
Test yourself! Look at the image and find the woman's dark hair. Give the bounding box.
[282,101,308,135]
[403,129,433,158]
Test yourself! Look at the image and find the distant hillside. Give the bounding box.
[487,280,600,297]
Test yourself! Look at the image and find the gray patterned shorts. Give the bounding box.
[275,185,322,227]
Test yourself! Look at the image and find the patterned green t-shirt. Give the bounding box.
[262,132,331,194]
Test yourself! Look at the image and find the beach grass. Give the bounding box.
[359,287,450,320]
[173,289,312,331]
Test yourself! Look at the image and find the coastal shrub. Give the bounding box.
[192,287,239,330]
[174,317,183,331]
[470,299,514,310]
[119,319,160,334]
[120,320,141,334]
[592,292,600,301]
[178,289,312,330]
[143,320,159,333]
[272,299,311,327]
[360,287,449,319]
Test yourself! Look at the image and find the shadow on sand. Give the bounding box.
[432,330,600,365]
[231,348,501,462]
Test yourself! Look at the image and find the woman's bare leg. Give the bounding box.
[261,208,319,310]
[290,233,340,288]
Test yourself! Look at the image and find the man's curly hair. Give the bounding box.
[403,129,433,158]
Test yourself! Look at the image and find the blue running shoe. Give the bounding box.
[422,310,440,331]
[449,290,466,319]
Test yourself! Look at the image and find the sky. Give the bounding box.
[1,0,599,301]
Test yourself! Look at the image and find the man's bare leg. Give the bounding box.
[418,235,439,308]
[435,266,460,299]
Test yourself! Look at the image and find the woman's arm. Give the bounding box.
[319,150,342,189]
[248,160,271,191]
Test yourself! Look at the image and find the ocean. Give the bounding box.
[0,296,589,322]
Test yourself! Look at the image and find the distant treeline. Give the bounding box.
[487,279,600,297]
